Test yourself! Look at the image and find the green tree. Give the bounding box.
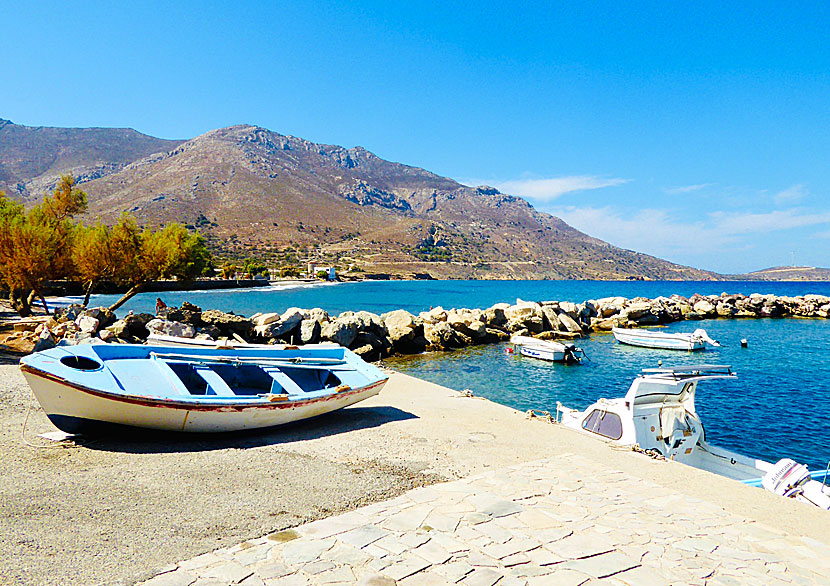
[72,214,142,306]
[219,262,238,279]
[106,223,210,312]
[0,175,87,316]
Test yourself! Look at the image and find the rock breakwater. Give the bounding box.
[5,292,829,359]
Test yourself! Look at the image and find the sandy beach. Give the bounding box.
[2,360,829,586]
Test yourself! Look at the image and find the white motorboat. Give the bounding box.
[612,327,720,351]
[509,334,584,364]
[556,365,830,510]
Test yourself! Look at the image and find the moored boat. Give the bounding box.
[556,365,830,510]
[19,343,388,434]
[509,334,584,364]
[612,327,720,351]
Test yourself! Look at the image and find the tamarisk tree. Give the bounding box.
[74,220,211,311]
[0,175,87,316]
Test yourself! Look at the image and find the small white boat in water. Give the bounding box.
[612,327,720,351]
[509,334,584,364]
[556,365,830,510]
[19,344,387,434]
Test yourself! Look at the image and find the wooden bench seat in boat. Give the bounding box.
[192,365,236,396]
[261,367,305,396]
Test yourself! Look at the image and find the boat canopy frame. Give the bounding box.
[639,364,734,381]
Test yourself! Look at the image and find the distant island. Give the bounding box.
[1,119,826,282]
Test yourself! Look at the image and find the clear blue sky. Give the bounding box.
[3,1,828,273]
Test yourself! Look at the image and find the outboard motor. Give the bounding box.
[693,329,720,347]
[563,344,582,364]
[762,459,812,498]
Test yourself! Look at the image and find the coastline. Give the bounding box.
[3,365,828,586]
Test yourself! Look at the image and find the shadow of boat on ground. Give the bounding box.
[76,405,417,454]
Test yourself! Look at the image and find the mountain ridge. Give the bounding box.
[1,120,719,280]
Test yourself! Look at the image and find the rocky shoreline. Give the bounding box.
[3,292,829,360]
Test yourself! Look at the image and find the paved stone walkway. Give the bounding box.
[139,454,830,586]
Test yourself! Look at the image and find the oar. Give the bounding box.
[149,351,348,367]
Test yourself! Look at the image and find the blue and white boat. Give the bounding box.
[19,344,388,434]
[612,327,720,351]
[509,334,584,364]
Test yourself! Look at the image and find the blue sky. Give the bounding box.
[2,1,828,273]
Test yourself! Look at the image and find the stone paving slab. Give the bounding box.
[139,454,828,586]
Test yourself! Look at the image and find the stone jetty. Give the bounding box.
[5,292,830,359]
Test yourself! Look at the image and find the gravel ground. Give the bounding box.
[3,359,830,586]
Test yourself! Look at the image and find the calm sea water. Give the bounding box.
[89,279,830,317]
[85,280,830,472]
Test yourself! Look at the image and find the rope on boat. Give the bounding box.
[525,409,554,423]
[19,392,84,450]
[626,443,666,461]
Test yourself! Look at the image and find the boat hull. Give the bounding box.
[612,328,705,351]
[21,365,385,434]
[510,335,582,363]
[518,345,567,362]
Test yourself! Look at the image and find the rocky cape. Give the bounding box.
[5,292,829,359]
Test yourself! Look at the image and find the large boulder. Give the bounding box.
[252,312,281,327]
[321,316,361,347]
[80,307,116,329]
[558,301,579,320]
[419,306,448,324]
[200,309,253,339]
[384,310,418,344]
[557,312,583,334]
[354,311,388,337]
[308,308,330,324]
[504,300,542,322]
[621,302,652,321]
[540,305,561,331]
[350,331,391,362]
[299,319,321,344]
[482,305,508,327]
[146,319,196,338]
[424,321,465,349]
[75,315,100,334]
[33,327,57,352]
[159,303,202,326]
[693,300,716,317]
[254,307,305,338]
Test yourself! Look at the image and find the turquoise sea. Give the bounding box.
[88,280,830,473]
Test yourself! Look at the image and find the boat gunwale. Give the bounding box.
[19,362,387,412]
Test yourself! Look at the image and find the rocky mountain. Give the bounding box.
[2,121,716,280]
[0,119,183,199]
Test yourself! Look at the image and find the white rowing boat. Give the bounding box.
[20,343,387,434]
[612,327,720,351]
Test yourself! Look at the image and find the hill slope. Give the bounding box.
[0,119,183,199]
[729,266,830,281]
[3,122,716,280]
